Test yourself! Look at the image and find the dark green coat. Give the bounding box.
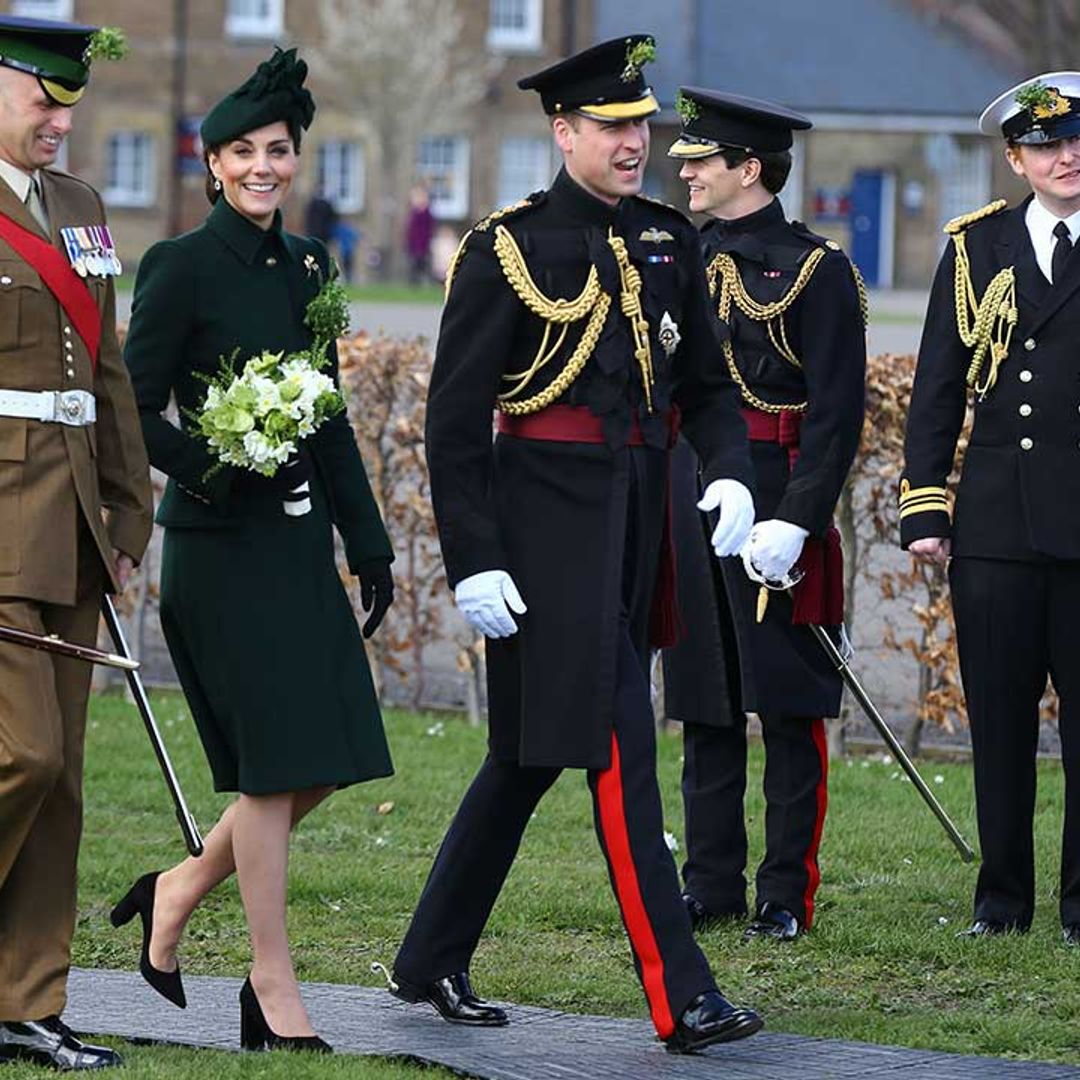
[124,197,393,794]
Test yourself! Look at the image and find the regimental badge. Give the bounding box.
[658,311,681,358]
[639,226,674,244]
[1016,80,1072,120]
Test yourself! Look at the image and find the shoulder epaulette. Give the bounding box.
[444,193,545,297]
[473,191,545,232]
[943,198,1009,236]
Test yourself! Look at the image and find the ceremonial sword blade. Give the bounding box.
[0,621,138,670]
[807,622,976,863]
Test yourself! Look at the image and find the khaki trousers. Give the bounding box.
[0,532,104,1020]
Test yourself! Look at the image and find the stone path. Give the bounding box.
[66,968,1080,1079]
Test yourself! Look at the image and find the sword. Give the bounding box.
[0,621,139,670]
[742,553,976,863]
[101,598,205,857]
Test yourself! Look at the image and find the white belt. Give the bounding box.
[0,389,96,426]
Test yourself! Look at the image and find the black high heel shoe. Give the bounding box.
[110,871,187,1009]
[239,977,332,1053]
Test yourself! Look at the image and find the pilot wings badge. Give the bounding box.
[639,226,675,244]
[658,311,681,358]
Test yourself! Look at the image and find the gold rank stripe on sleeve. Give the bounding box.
[898,481,952,521]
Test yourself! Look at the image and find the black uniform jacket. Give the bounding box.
[665,200,866,724]
[902,196,1080,561]
[123,197,392,574]
[427,168,754,769]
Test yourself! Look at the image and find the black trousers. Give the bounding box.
[681,714,828,927]
[394,627,716,1039]
[950,556,1080,928]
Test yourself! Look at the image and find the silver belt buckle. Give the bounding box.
[54,391,88,426]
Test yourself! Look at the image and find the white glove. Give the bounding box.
[698,479,755,558]
[746,519,809,581]
[454,570,527,639]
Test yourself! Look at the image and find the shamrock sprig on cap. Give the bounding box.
[84,27,128,63]
[675,90,699,125]
[1016,80,1071,120]
[621,37,656,83]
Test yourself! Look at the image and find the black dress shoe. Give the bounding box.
[664,990,763,1054]
[1063,924,1080,945]
[682,892,747,933]
[110,870,187,1008]
[239,977,332,1053]
[744,902,801,941]
[0,1016,122,1069]
[957,919,1026,938]
[391,971,508,1026]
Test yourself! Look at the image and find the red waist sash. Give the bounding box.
[0,211,101,368]
[496,404,682,647]
[740,406,844,627]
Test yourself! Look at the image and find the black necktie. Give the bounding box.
[1052,220,1072,284]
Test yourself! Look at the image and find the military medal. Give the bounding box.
[100,225,122,276]
[59,226,88,277]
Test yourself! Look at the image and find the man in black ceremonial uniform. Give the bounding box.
[901,72,1080,944]
[663,88,866,941]
[389,38,763,1052]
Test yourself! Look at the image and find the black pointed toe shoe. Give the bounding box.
[1063,924,1080,946]
[239,977,332,1053]
[957,918,1025,938]
[664,991,763,1054]
[110,871,187,1008]
[744,901,801,941]
[391,971,509,1026]
[0,1016,122,1070]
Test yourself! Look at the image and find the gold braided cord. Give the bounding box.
[500,320,570,398]
[497,293,612,413]
[707,248,827,322]
[607,230,654,412]
[443,199,535,300]
[951,230,1017,397]
[443,229,473,300]
[493,224,602,322]
[943,198,1009,236]
[850,261,869,327]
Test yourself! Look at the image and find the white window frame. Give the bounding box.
[496,136,550,206]
[416,136,470,220]
[316,140,365,214]
[487,0,543,52]
[225,0,284,39]
[103,131,155,209]
[11,0,73,17]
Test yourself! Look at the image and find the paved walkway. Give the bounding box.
[66,968,1079,1079]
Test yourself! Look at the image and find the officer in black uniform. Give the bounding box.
[901,72,1080,944]
[663,88,867,940]
[389,38,764,1052]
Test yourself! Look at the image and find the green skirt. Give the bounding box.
[159,480,393,795]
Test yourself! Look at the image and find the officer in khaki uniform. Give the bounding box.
[0,16,152,1070]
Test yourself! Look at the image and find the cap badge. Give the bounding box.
[620,37,656,83]
[1016,81,1071,121]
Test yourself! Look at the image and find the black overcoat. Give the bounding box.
[427,169,754,769]
[902,196,1080,559]
[664,201,866,723]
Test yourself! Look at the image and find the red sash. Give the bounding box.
[0,211,102,369]
[496,404,683,648]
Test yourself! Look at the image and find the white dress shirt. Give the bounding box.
[1025,195,1080,283]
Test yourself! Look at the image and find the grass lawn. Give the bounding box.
[74,693,1080,1074]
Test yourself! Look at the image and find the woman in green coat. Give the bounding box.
[111,49,393,1053]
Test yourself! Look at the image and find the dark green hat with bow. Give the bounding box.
[200,47,315,147]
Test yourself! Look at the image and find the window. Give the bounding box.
[225,0,284,39]
[104,132,155,208]
[11,0,73,17]
[316,140,365,214]
[416,136,470,220]
[487,0,542,51]
[496,137,550,206]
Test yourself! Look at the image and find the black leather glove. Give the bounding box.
[356,559,394,638]
[265,447,312,495]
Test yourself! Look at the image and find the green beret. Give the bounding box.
[200,47,315,147]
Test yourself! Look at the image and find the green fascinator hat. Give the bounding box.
[200,47,315,147]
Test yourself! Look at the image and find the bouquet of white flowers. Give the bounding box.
[192,266,349,516]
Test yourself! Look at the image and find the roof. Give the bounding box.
[594,0,1023,118]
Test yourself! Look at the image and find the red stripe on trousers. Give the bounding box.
[595,732,675,1038]
[802,718,829,929]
